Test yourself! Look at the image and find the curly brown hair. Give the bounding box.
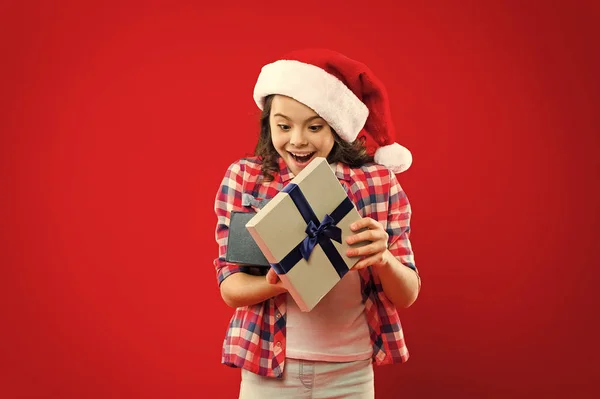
[254,95,374,181]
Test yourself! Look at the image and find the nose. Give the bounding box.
[289,128,308,147]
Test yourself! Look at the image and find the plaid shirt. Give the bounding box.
[214,156,418,378]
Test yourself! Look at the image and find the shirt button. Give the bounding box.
[275,342,282,349]
[275,313,281,319]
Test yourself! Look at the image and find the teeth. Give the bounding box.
[290,152,314,163]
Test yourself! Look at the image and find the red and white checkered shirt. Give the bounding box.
[214,156,419,378]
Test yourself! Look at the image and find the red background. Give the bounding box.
[1,1,599,398]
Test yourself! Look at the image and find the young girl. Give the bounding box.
[214,49,420,399]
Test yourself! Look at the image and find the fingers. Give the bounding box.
[346,217,388,267]
[346,240,388,258]
[350,217,380,232]
[353,251,388,270]
[266,268,280,285]
[266,269,288,295]
[347,218,388,245]
[346,228,387,246]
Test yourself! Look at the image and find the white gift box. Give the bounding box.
[246,157,365,312]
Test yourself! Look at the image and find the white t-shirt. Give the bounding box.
[285,270,373,362]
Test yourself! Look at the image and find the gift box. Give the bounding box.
[225,211,270,267]
[246,157,365,312]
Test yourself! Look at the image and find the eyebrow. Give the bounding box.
[273,113,324,123]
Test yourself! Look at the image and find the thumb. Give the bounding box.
[266,268,280,284]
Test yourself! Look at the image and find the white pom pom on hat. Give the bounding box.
[253,48,413,173]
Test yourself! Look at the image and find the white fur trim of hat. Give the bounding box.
[253,60,369,143]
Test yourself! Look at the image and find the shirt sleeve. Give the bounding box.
[214,161,245,286]
[386,171,421,287]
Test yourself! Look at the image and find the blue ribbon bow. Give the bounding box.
[300,214,342,261]
[270,183,354,279]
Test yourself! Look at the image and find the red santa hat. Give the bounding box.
[253,48,412,173]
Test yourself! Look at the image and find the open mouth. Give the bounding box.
[288,152,316,164]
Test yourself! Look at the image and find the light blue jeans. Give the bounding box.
[239,358,374,399]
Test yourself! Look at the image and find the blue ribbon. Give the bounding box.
[301,214,342,261]
[270,183,354,279]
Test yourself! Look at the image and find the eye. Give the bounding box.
[308,125,323,132]
[277,124,291,131]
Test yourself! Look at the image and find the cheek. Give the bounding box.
[321,130,335,152]
[270,129,285,149]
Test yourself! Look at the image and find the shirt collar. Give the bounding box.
[277,156,352,183]
[277,157,295,183]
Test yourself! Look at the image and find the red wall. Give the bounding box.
[2,1,598,398]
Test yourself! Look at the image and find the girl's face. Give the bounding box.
[269,95,335,176]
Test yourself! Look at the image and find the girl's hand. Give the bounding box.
[266,268,288,294]
[345,217,392,270]
[266,267,279,284]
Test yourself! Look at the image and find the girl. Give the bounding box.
[214,49,420,399]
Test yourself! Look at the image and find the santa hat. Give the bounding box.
[253,48,412,173]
